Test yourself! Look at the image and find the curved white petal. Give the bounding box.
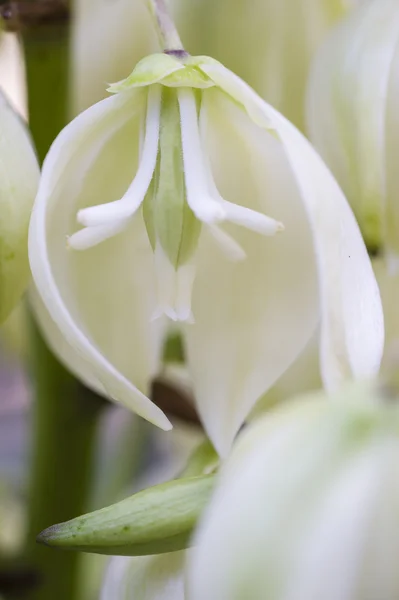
[184,89,319,456]
[29,285,105,396]
[101,552,186,600]
[29,91,171,430]
[201,64,384,392]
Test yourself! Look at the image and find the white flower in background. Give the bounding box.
[188,381,399,600]
[0,91,39,323]
[71,0,155,114]
[307,0,399,360]
[101,552,186,600]
[177,0,351,131]
[71,0,181,114]
[29,52,383,455]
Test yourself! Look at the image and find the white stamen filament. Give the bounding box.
[67,219,128,250]
[77,85,162,228]
[179,87,284,237]
[178,88,227,224]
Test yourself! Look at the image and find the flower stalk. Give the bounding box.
[146,0,185,53]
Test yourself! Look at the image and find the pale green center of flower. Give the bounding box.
[68,84,284,322]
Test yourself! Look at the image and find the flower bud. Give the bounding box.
[0,92,39,323]
[37,473,214,556]
[188,379,399,600]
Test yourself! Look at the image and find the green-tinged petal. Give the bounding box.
[201,64,384,393]
[307,0,399,253]
[0,92,39,323]
[29,90,171,430]
[37,475,214,556]
[188,382,399,600]
[185,88,319,456]
[101,552,186,600]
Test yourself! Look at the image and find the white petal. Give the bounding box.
[101,552,186,600]
[29,285,106,396]
[202,64,384,390]
[29,92,171,430]
[184,89,319,456]
[282,444,388,600]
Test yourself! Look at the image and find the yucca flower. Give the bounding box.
[29,51,383,455]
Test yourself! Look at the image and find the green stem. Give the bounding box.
[146,0,185,53]
[21,20,106,600]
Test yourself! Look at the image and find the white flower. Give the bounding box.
[188,381,399,600]
[177,0,351,131]
[29,52,383,455]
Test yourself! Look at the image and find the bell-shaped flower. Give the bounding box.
[0,91,39,323]
[307,0,399,361]
[177,0,351,131]
[188,380,399,600]
[29,51,383,456]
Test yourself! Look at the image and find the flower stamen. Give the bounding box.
[178,87,284,239]
[77,85,162,229]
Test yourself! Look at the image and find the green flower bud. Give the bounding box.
[0,92,39,323]
[37,473,214,556]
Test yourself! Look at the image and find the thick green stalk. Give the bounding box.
[22,19,106,600]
